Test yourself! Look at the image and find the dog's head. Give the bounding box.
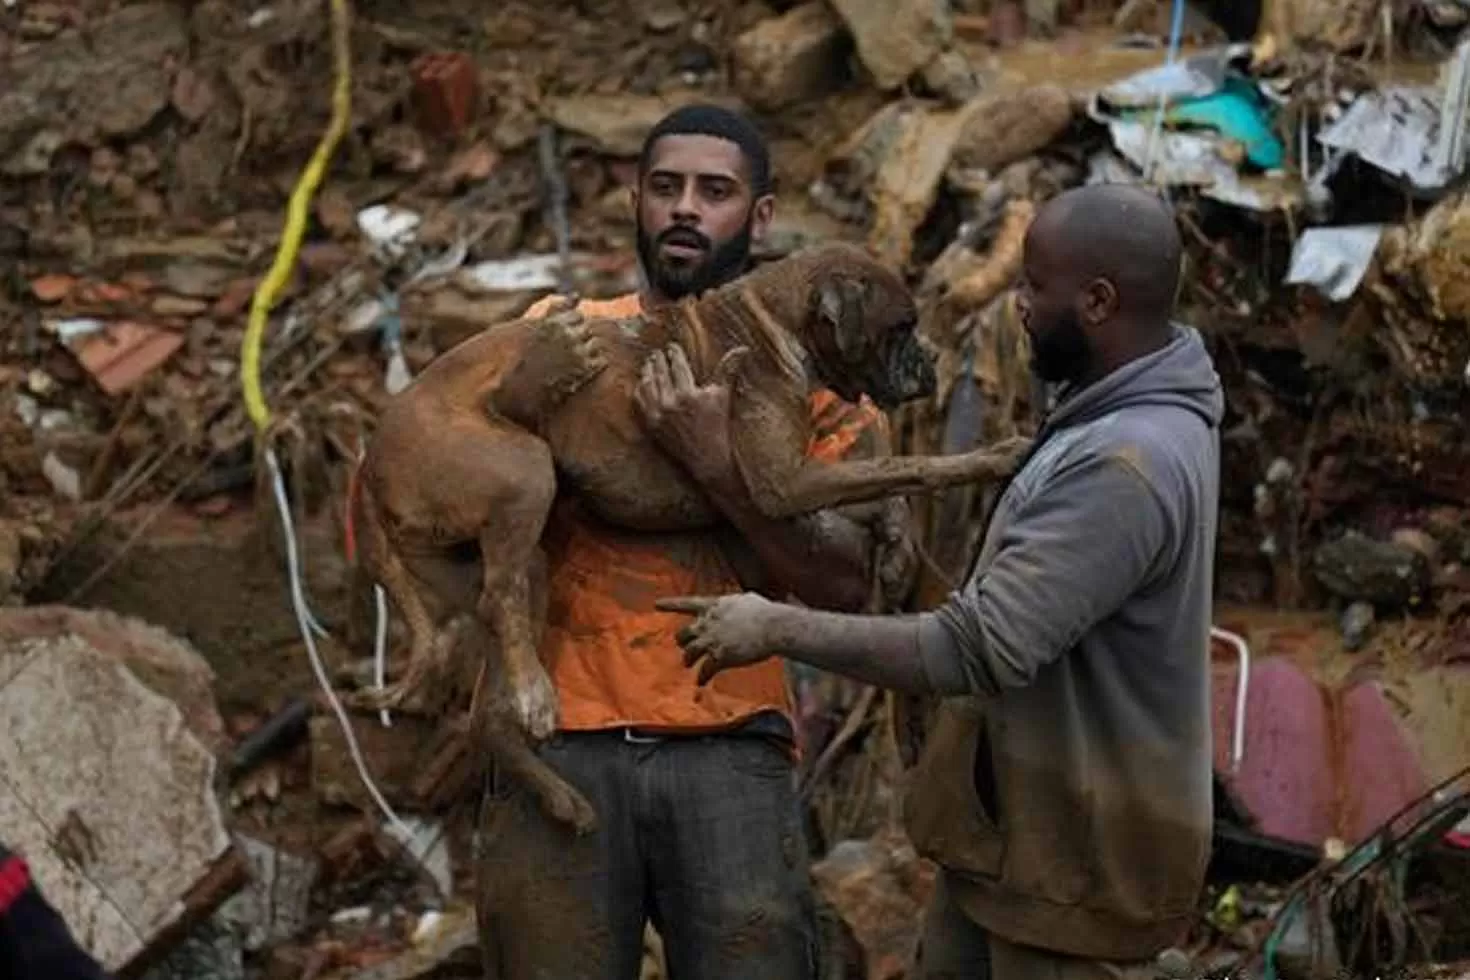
[801,244,936,411]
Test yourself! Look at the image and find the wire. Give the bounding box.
[1141,0,1189,184]
[235,0,414,843]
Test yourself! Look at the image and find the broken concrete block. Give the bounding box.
[731,3,849,111]
[0,611,241,973]
[0,604,228,752]
[827,0,954,90]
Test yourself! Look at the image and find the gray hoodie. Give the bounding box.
[903,324,1225,961]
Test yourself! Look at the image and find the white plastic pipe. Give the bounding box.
[1211,625,1251,773]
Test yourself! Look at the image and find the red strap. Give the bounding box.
[0,854,31,915]
[344,455,363,565]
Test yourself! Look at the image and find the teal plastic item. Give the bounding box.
[1128,76,1285,171]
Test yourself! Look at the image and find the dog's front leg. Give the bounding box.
[748,436,1033,518]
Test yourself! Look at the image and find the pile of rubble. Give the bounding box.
[5,0,1470,976]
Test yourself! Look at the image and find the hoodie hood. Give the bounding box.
[1042,323,1225,437]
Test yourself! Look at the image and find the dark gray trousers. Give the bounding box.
[476,730,819,980]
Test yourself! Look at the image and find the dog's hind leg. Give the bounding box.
[352,475,441,711]
[471,431,561,743]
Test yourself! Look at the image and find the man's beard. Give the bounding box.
[636,217,754,301]
[1029,306,1092,385]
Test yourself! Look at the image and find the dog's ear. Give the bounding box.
[815,274,869,363]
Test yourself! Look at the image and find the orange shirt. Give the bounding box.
[522,292,887,734]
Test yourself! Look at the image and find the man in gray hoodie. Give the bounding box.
[658,183,1224,979]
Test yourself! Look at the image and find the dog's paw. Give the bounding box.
[970,431,1040,478]
[536,779,599,835]
[979,434,1034,477]
[512,667,560,742]
[538,303,607,390]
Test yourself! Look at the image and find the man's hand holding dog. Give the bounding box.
[634,342,749,485]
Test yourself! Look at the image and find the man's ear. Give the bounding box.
[750,194,775,245]
[815,274,869,363]
[1082,277,1117,326]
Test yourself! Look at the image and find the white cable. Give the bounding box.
[264,446,413,841]
[1210,625,1251,773]
[374,584,391,728]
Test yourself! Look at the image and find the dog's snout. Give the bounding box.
[897,335,938,400]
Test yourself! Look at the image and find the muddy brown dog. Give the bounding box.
[349,241,1031,832]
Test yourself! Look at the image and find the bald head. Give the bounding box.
[1029,183,1183,319]
[1017,183,1183,385]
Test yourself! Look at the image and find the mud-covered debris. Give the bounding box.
[811,829,936,980]
[217,834,320,951]
[827,0,954,91]
[0,2,188,174]
[1312,530,1433,608]
[754,195,863,262]
[924,197,1034,326]
[138,918,245,980]
[309,712,442,813]
[919,48,983,106]
[543,93,735,157]
[1340,600,1376,651]
[324,905,478,980]
[949,84,1074,175]
[827,101,977,269]
[0,605,240,973]
[1256,0,1382,55]
[0,520,21,600]
[1380,190,1470,324]
[731,3,850,112]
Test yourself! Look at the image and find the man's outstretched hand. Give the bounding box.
[656,593,780,685]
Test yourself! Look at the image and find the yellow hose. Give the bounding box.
[240,0,354,435]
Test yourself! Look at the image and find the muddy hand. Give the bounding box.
[656,593,778,685]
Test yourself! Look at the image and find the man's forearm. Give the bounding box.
[699,473,872,612]
[761,603,934,694]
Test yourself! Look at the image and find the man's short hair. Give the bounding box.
[637,103,774,196]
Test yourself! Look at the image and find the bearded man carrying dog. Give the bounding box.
[661,183,1225,980]
[475,104,918,979]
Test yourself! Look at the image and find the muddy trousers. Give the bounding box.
[475,730,819,980]
[913,871,1160,980]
